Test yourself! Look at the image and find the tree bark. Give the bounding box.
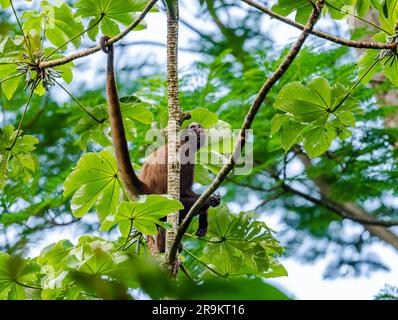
[165,0,181,276]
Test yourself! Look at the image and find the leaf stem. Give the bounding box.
[331,59,379,112]
[10,0,34,61]
[0,73,23,85]
[325,0,391,35]
[8,86,35,150]
[183,248,227,278]
[53,79,102,123]
[46,17,104,59]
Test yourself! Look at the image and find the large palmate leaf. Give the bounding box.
[63,148,123,221]
[74,99,154,149]
[0,253,41,300]
[22,1,84,49]
[75,0,153,41]
[271,77,360,158]
[100,195,183,236]
[199,206,286,278]
[0,125,39,189]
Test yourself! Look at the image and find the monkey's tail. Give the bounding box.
[101,35,145,198]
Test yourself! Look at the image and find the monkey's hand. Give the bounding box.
[195,226,207,237]
[209,194,221,207]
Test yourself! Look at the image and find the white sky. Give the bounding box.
[14,1,398,299]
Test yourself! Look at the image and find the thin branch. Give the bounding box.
[283,184,398,227]
[240,0,397,50]
[38,0,158,69]
[255,190,286,210]
[53,79,102,123]
[168,0,327,264]
[117,40,201,53]
[46,17,104,59]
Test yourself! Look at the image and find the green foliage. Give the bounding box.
[358,33,398,87]
[271,77,360,157]
[0,253,40,300]
[74,98,154,149]
[185,206,286,279]
[75,0,150,40]
[100,195,183,235]
[1,0,398,301]
[63,148,123,221]
[0,125,38,189]
[22,1,84,49]
[0,235,289,300]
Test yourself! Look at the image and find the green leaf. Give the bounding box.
[121,102,154,125]
[194,164,213,185]
[0,125,39,189]
[186,107,219,128]
[272,0,312,24]
[0,0,10,9]
[198,206,284,278]
[356,0,371,16]
[177,277,290,300]
[0,64,23,100]
[100,195,183,235]
[73,105,111,150]
[65,236,117,275]
[304,122,337,158]
[74,101,153,149]
[37,240,74,268]
[273,77,360,156]
[0,253,41,300]
[23,1,84,49]
[1,73,21,100]
[280,120,306,151]
[369,0,398,33]
[63,148,123,221]
[270,113,289,137]
[75,0,151,39]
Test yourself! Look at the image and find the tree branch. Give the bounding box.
[38,0,158,69]
[168,0,326,265]
[283,184,398,227]
[295,150,398,250]
[241,0,397,50]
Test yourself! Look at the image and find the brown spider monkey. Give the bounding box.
[100,36,220,252]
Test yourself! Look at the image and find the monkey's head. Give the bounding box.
[181,122,206,148]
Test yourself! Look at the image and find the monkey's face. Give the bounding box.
[182,122,206,148]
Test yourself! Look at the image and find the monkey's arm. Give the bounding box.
[181,191,220,211]
[101,36,145,198]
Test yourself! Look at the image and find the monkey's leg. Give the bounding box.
[156,217,166,253]
[195,210,208,237]
[180,194,212,237]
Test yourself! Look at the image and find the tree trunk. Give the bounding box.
[165,0,181,276]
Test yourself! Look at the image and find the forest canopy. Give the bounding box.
[0,0,398,300]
